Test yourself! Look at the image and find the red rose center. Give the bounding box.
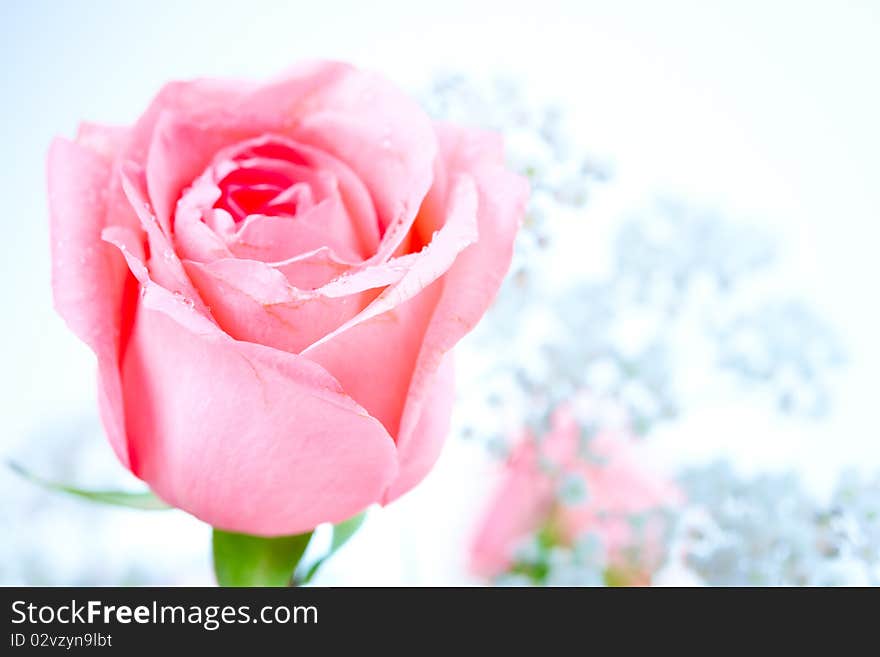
[212,142,318,223]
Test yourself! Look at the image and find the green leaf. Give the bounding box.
[212,529,313,587]
[301,512,366,584]
[329,511,367,553]
[8,461,170,510]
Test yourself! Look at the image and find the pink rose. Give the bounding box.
[48,61,527,536]
[470,403,681,581]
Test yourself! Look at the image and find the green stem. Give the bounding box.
[212,529,313,587]
[211,511,368,587]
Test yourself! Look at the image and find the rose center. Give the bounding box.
[211,141,321,223]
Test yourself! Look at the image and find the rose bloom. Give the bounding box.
[48,61,527,536]
[470,404,682,584]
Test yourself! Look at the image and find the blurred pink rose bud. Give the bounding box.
[48,60,527,536]
[470,401,682,584]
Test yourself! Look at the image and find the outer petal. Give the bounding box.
[76,122,128,161]
[300,175,479,435]
[118,162,210,315]
[48,137,133,467]
[145,112,246,235]
[112,246,399,536]
[303,283,441,438]
[387,126,528,502]
[381,353,455,502]
[127,77,257,165]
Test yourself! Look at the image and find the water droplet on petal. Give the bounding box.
[173,291,195,310]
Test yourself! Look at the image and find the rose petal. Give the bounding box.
[118,162,209,315]
[145,112,247,235]
[126,61,433,263]
[274,64,437,259]
[303,174,479,353]
[76,122,128,162]
[299,175,480,435]
[104,238,399,535]
[271,247,357,290]
[387,127,528,502]
[382,352,455,502]
[230,197,363,263]
[48,138,133,467]
[172,188,235,263]
[127,77,257,165]
[181,183,475,357]
[302,281,442,436]
[183,257,379,354]
[124,306,399,535]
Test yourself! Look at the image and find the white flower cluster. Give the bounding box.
[428,75,869,586]
[677,463,880,586]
